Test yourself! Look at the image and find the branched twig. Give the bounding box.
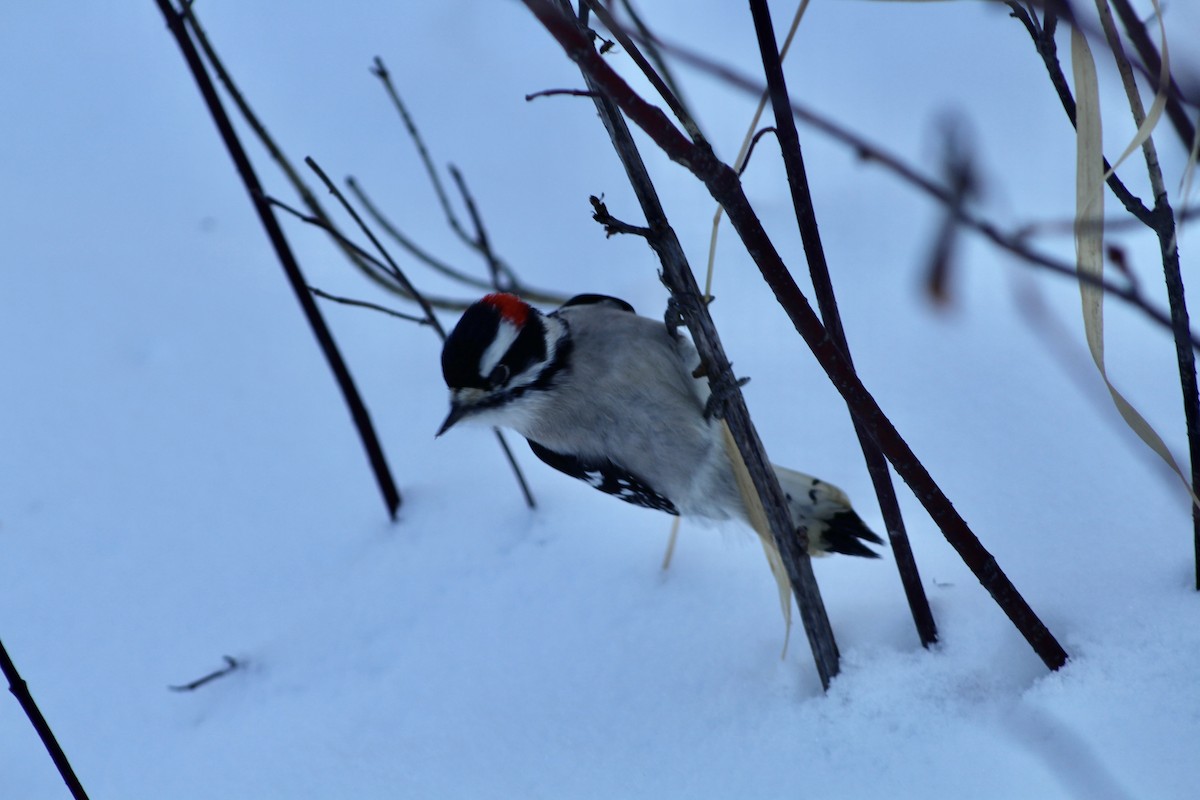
[371,56,523,287]
[159,0,402,521]
[924,118,980,305]
[748,0,937,648]
[168,655,242,692]
[526,0,1069,671]
[590,195,652,237]
[1,637,90,800]
[306,157,537,509]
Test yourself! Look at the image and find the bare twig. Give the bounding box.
[1,636,90,800]
[168,655,242,692]
[161,0,402,521]
[349,174,571,304]
[310,287,433,324]
[738,126,778,177]
[526,0,1069,671]
[526,87,596,102]
[748,0,937,648]
[590,195,652,237]
[1095,0,1200,588]
[924,118,980,305]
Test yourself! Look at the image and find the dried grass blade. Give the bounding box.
[1073,26,1194,493]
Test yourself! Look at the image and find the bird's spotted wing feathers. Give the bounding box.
[527,439,678,515]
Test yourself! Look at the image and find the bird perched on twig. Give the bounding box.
[437,292,883,559]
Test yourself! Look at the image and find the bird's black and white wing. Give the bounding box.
[526,439,679,515]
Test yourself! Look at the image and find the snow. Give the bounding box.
[3,2,1199,798]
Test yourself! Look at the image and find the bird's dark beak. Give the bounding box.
[436,402,468,437]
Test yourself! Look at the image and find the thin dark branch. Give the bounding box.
[526,87,596,101]
[1013,202,1200,238]
[738,126,777,177]
[924,118,980,305]
[448,165,511,292]
[491,424,538,509]
[161,0,402,521]
[168,655,242,692]
[524,0,1069,671]
[1,637,90,800]
[748,0,937,648]
[371,56,470,247]
[310,287,433,324]
[558,0,841,688]
[1095,0,1200,589]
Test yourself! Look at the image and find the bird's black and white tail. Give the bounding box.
[774,466,884,558]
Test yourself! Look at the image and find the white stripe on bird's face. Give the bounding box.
[478,318,522,381]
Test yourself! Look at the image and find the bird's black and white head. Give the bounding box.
[437,293,569,436]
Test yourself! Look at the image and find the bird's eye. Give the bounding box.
[488,364,510,386]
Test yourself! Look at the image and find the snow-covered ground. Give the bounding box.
[3,3,1198,798]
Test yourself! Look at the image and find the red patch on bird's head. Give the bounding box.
[482,293,530,328]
